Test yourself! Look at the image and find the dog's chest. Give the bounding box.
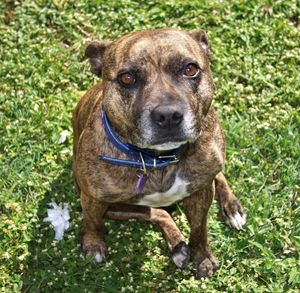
[136,176,190,207]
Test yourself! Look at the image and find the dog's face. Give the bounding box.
[86,29,215,151]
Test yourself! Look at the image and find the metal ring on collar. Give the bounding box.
[139,152,147,174]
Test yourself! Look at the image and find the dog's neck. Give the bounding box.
[99,105,185,166]
[98,105,187,193]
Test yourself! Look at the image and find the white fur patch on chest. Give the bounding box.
[136,176,190,207]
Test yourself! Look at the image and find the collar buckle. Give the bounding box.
[158,154,179,164]
[170,157,180,164]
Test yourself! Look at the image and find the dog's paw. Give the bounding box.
[171,241,190,268]
[81,232,107,264]
[220,199,247,230]
[195,254,219,278]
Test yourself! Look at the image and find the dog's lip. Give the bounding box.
[147,141,187,151]
[144,130,202,150]
[144,136,188,151]
[150,135,187,144]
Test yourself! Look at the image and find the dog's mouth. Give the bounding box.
[136,134,192,151]
[147,140,187,151]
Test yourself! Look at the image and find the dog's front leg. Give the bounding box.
[183,183,219,278]
[80,191,108,263]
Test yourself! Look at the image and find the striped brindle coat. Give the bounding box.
[72,29,246,278]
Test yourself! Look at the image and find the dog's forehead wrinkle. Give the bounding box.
[119,33,198,63]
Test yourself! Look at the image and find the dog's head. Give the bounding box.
[86,29,214,151]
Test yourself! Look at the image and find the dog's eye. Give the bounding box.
[118,72,135,87]
[183,63,200,78]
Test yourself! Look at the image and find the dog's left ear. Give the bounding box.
[85,40,112,77]
[189,30,212,59]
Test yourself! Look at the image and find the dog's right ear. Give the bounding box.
[85,40,112,77]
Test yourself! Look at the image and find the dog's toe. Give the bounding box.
[195,255,219,278]
[226,210,246,230]
[171,241,190,268]
[86,250,106,264]
[81,232,107,264]
[221,200,247,230]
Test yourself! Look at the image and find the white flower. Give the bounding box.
[43,202,70,240]
[57,130,69,144]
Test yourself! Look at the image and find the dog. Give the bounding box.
[72,28,246,278]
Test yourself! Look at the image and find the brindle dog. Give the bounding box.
[72,29,246,278]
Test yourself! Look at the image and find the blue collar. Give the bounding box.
[99,105,185,169]
[99,106,185,193]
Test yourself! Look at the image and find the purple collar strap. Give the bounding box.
[99,105,185,193]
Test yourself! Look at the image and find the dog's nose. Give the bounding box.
[151,105,183,129]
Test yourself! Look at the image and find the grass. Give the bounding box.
[0,0,299,292]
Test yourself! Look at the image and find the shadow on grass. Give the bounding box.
[21,160,181,292]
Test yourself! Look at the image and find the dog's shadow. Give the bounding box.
[21,160,185,292]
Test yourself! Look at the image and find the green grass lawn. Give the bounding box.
[1,0,299,292]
